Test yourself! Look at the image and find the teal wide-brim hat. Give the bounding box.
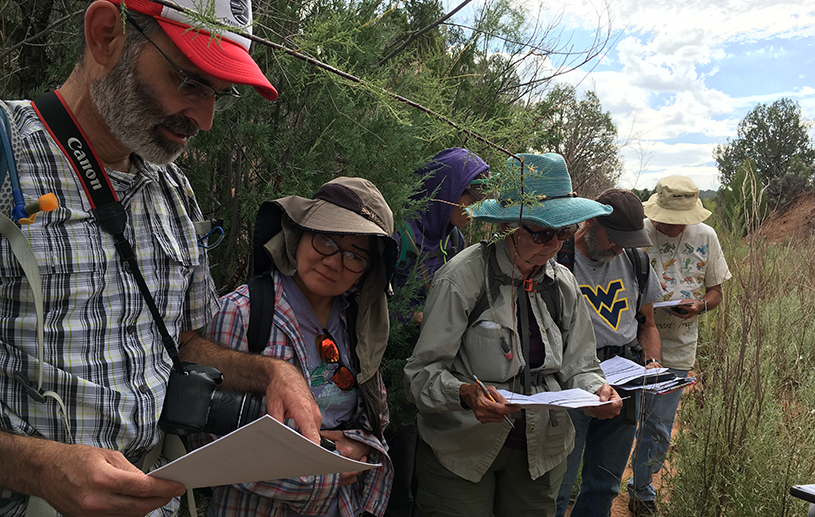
[468,153,612,228]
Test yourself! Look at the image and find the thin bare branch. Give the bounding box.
[0,9,82,62]
[378,0,473,66]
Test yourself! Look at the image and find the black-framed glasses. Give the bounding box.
[519,223,578,244]
[311,233,370,273]
[127,19,241,111]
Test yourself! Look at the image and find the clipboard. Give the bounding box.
[790,485,815,504]
[616,371,677,389]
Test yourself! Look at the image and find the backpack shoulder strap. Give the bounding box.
[625,247,650,326]
[469,242,563,331]
[0,101,19,217]
[346,294,359,370]
[624,247,649,311]
[247,273,276,354]
[537,263,563,331]
[556,237,575,271]
[394,221,419,273]
[468,241,502,326]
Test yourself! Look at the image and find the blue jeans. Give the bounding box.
[555,395,639,517]
[627,369,689,503]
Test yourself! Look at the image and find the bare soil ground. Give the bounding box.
[564,443,668,517]
[566,395,685,517]
[757,191,815,243]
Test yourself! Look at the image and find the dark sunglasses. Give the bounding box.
[311,233,370,273]
[315,330,356,391]
[127,19,241,111]
[519,223,578,244]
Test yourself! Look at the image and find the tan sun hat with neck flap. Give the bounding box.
[643,175,711,225]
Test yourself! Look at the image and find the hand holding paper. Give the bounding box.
[149,416,378,489]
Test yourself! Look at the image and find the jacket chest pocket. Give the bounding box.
[25,209,103,276]
[141,193,199,270]
[461,321,523,382]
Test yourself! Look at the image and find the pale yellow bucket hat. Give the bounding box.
[643,176,711,225]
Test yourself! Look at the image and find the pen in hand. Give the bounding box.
[472,375,515,429]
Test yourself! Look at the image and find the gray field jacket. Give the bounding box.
[404,240,607,482]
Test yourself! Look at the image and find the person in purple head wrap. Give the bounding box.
[393,147,491,324]
[384,148,489,517]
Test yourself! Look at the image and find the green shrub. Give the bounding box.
[661,225,815,516]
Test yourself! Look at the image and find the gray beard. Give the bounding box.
[584,226,617,263]
[89,45,198,165]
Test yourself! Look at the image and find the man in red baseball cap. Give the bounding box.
[106,0,278,102]
[0,2,321,516]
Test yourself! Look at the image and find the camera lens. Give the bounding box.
[204,390,264,436]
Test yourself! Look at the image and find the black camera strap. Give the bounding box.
[32,90,183,372]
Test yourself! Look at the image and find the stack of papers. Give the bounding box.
[653,300,684,308]
[601,355,671,386]
[497,388,617,410]
[600,356,696,394]
[790,484,815,504]
[636,377,696,395]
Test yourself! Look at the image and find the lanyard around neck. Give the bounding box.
[31,90,184,372]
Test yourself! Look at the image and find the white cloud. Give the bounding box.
[619,142,721,191]
[512,0,815,192]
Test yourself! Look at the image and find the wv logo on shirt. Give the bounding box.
[580,280,630,330]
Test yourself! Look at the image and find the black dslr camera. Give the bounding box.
[159,362,262,436]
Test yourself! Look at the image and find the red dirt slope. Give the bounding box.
[758,191,815,243]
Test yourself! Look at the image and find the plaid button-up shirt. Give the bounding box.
[0,101,220,516]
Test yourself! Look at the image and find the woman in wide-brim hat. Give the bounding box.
[202,177,397,517]
[404,153,622,517]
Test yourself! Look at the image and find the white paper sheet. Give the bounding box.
[148,415,378,488]
[497,388,616,410]
[653,300,685,308]
[791,484,815,504]
[600,355,671,386]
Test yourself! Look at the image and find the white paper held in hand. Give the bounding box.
[496,388,618,410]
[148,415,378,488]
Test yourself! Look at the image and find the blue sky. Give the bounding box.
[559,0,815,191]
[470,0,815,191]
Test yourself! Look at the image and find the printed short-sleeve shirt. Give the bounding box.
[0,101,220,516]
[643,219,731,369]
[574,249,662,349]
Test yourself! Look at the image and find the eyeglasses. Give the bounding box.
[519,223,578,244]
[315,330,356,391]
[311,233,370,273]
[127,19,241,111]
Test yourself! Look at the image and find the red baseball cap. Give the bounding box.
[107,0,278,101]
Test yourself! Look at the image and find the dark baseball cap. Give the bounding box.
[594,189,652,248]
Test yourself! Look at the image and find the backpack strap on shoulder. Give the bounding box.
[394,221,418,274]
[247,273,275,354]
[468,241,498,326]
[624,247,650,324]
[0,100,71,442]
[556,237,575,271]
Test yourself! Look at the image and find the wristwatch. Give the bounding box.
[645,358,661,366]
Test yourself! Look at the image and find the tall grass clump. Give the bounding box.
[660,182,815,516]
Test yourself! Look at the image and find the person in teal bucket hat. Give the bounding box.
[404,153,623,517]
